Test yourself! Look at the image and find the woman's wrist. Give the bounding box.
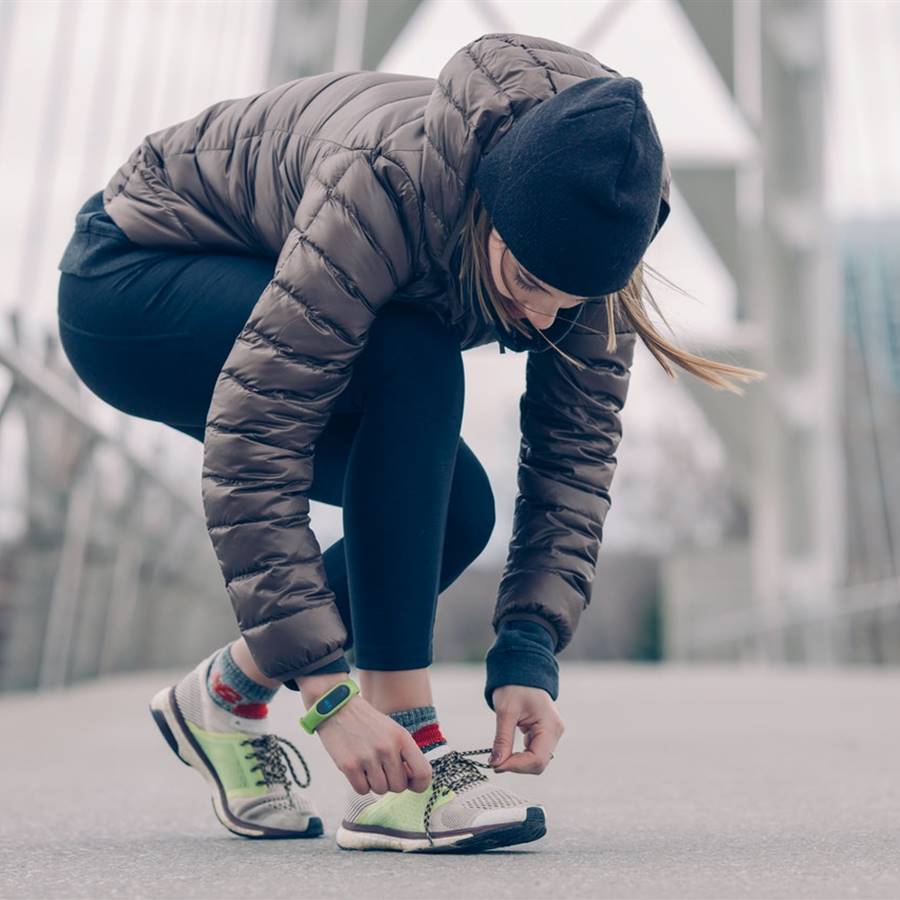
[282,653,351,694]
[297,671,353,709]
[483,617,559,711]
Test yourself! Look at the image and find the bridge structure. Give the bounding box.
[0,0,896,697]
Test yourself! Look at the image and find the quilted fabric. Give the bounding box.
[100,32,671,681]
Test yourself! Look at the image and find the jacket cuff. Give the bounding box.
[494,611,560,650]
[484,618,559,711]
[282,650,350,691]
[281,653,352,692]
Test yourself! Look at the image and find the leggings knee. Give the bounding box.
[453,459,496,565]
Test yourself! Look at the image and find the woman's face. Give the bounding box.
[487,227,585,330]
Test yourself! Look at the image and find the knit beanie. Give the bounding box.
[474,76,668,297]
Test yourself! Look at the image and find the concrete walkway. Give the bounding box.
[0,664,898,899]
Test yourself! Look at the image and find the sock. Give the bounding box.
[206,642,278,720]
[388,705,447,754]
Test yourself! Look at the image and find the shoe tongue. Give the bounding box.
[424,742,457,764]
[425,744,492,795]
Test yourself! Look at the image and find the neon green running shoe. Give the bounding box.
[335,744,546,852]
[149,652,322,839]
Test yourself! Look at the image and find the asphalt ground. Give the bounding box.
[1,663,898,899]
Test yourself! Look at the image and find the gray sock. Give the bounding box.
[388,705,447,753]
[206,642,278,719]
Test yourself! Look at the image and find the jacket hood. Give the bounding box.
[421,33,672,272]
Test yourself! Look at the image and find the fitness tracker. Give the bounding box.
[299,678,360,734]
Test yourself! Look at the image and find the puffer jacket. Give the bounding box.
[101,32,671,683]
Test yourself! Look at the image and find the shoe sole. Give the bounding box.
[335,806,546,853]
[149,685,323,840]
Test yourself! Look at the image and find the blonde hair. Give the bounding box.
[457,189,766,395]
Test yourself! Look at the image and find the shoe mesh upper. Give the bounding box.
[173,659,207,726]
[343,792,380,822]
[461,786,525,811]
[169,653,318,827]
[430,782,528,831]
[341,775,530,834]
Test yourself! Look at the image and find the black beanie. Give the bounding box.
[474,76,667,297]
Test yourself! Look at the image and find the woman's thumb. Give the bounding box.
[491,710,517,765]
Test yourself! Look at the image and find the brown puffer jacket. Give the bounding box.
[101,32,671,682]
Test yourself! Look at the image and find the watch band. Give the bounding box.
[299,678,360,734]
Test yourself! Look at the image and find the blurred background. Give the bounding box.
[1,0,897,692]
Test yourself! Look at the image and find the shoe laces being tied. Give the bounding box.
[241,734,312,791]
[423,747,494,844]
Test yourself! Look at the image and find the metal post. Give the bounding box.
[753,0,843,659]
[96,474,147,676]
[334,0,369,71]
[37,441,98,688]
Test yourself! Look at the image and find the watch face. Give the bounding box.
[316,684,351,715]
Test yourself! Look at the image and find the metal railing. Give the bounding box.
[0,0,278,692]
[666,579,900,665]
[0,313,235,691]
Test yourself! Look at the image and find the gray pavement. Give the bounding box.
[0,663,898,899]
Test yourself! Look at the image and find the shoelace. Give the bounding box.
[423,747,494,844]
[241,734,311,791]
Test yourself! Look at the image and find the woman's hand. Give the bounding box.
[297,673,432,795]
[489,684,565,774]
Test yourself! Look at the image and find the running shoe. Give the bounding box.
[335,743,546,852]
[149,652,323,839]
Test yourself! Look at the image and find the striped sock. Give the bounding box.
[388,705,448,753]
[206,642,278,720]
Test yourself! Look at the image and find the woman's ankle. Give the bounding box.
[229,638,283,691]
[206,642,278,719]
[358,667,433,714]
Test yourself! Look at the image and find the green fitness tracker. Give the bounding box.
[299,678,360,734]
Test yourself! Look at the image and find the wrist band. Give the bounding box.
[299,678,360,734]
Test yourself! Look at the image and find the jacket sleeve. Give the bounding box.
[201,149,421,682]
[492,300,638,651]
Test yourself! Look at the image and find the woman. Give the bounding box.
[56,32,763,852]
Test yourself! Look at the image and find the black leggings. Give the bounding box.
[56,243,496,671]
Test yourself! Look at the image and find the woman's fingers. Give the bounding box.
[313,693,434,796]
[364,761,390,795]
[339,760,370,795]
[400,736,433,793]
[493,750,540,774]
[490,708,518,766]
[379,745,409,794]
[493,727,557,774]
[490,685,566,775]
